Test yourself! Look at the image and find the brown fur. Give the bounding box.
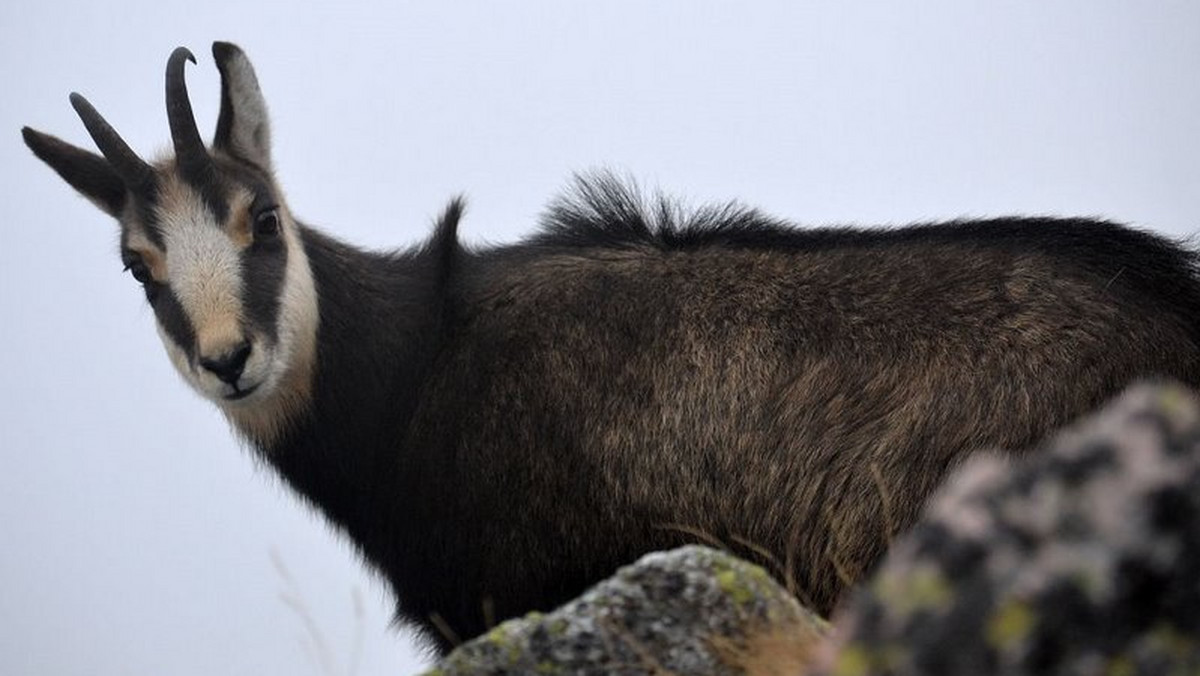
[422,233,1200,617]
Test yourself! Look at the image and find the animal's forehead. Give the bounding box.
[151,153,275,205]
[117,182,247,260]
[156,172,251,234]
[119,154,274,250]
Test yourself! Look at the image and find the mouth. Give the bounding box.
[223,383,259,401]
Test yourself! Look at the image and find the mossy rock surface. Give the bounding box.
[422,545,825,675]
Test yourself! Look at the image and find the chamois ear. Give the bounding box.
[22,126,127,217]
[212,41,272,170]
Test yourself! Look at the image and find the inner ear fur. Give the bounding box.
[212,42,272,171]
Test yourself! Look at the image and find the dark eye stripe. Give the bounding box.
[240,232,288,343]
[180,166,230,225]
[137,200,167,249]
[153,285,197,361]
[121,181,165,251]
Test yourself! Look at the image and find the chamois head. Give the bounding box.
[23,43,318,443]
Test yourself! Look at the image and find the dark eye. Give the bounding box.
[124,260,153,285]
[254,208,280,238]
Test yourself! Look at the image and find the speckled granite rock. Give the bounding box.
[818,383,1200,675]
[421,545,827,675]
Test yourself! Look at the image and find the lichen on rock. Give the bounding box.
[422,545,826,675]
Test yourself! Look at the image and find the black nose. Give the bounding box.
[200,341,252,384]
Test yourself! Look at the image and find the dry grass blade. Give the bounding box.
[428,612,462,649]
[822,507,859,588]
[728,533,814,608]
[711,619,826,676]
[869,461,898,543]
[481,596,496,631]
[654,522,731,551]
[271,548,340,675]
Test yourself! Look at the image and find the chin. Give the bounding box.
[186,371,272,408]
[221,383,262,403]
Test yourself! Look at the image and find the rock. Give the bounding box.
[421,545,827,676]
[817,383,1200,675]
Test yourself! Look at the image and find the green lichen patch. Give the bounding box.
[985,600,1035,652]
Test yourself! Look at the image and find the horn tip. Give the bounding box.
[68,92,93,115]
[21,126,57,159]
[170,46,198,66]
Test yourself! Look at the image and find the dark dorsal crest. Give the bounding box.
[22,42,273,222]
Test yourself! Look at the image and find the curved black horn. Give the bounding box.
[69,92,154,191]
[165,47,212,180]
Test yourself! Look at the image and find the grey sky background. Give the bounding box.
[2,2,1198,674]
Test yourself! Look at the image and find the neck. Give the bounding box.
[244,223,453,559]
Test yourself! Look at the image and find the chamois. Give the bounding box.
[22,42,1200,653]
